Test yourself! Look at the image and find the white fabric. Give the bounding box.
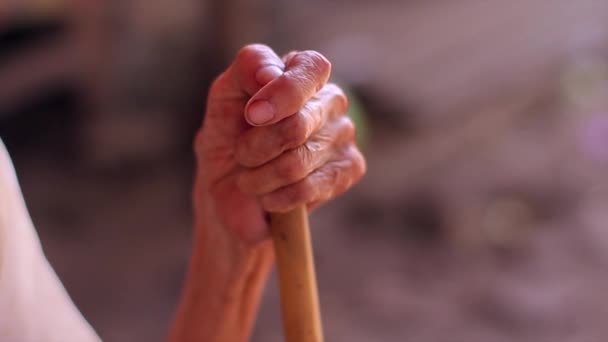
[0,140,101,342]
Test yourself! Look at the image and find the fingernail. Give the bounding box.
[247,100,275,125]
[256,65,283,85]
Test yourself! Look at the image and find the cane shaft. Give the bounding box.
[270,206,323,342]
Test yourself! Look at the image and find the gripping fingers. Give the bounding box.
[244,50,332,126]
[209,44,284,102]
[237,116,356,195]
[259,144,366,213]
[235,83,348,168]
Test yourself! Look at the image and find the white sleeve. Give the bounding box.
[0,140,101,342]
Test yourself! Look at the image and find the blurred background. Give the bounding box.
[2,0,608,341]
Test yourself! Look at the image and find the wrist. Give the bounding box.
[191,211,274,289]
[169,191,274,342]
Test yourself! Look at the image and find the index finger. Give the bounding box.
[244,50,332,126]
[209,44,285,101]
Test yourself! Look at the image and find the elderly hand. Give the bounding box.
[194,44,366,245]
[171,44,366,342]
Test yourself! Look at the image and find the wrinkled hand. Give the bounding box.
[194,44,366,244]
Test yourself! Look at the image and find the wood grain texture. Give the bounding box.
[270,206,324,342]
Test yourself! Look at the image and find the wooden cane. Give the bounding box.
[270,206,324,342]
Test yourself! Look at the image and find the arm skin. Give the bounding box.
[0,139,101,342]
[167,201,275,342]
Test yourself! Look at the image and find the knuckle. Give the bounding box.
[319,83,349,116]
[282,50,299,64]
[322,83,349,113]
[324,164,341,189]
[339,116,356,141]
[350,146,367,178]
[288,51,331,91]
[236,44,268,64]
[359,156,367,178]
[322,162,349,199]
[333,89,349,113]
[302,50,332,78]
[323,82,344,97]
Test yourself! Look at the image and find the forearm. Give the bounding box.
[168,205,275,342]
